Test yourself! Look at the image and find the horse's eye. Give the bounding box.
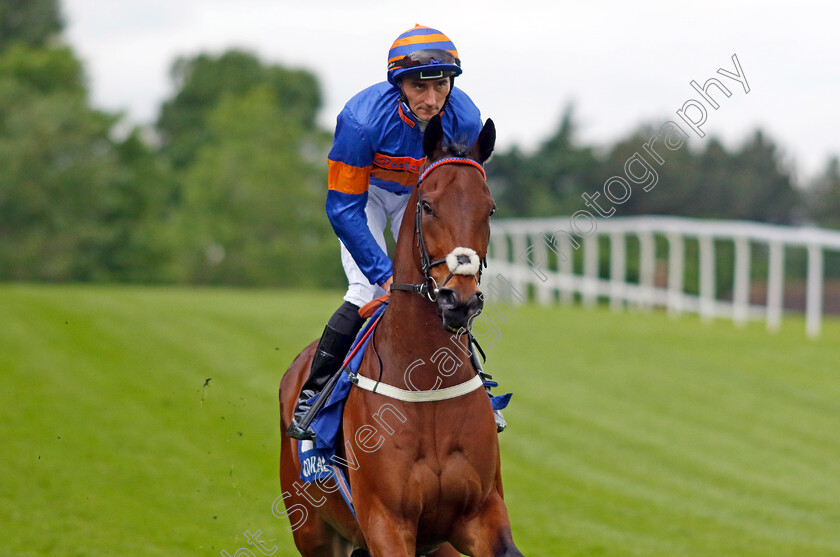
[421,201,434,215]
[489,205,497,218]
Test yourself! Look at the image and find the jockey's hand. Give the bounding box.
[381,276,393,293]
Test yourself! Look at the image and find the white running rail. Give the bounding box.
[486,216,840,338]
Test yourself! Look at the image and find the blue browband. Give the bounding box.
[418,157,486,184]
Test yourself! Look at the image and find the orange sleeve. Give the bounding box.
[328,160,371,195]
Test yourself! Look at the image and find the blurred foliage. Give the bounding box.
[804,156,840,229]
[155,50,341,287]
[487,107,801,224]
[156,49,322,170]
[0,44,171,281]
[0,0,63,51]
[170,86,339,286]
[488,106,600,217]
[1,0,838,287]
[0,5,340,286]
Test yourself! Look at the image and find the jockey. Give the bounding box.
[287,25,506,440]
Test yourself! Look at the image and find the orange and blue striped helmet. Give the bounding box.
[387,25,462,85]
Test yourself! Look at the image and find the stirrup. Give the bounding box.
[493,408,507,433]
[286,364,346,441]
[470,338,507,433]
[286,420,315,441]
[287,388,318,440]
[485,376,507,433]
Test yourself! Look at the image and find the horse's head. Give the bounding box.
[400,114,496,332]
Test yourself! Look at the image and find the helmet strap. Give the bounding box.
[445,75,455,105]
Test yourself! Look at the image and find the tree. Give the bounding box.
[591,124,800,223]
[171,86,339,286]
[487,105,599,217]
[805,156,840,229]
[724,130,799,223]
[155,48,339,287]
[156,50,322,169]
[0,0,63,51]
[0,42,83,95]
[0,45,177,282]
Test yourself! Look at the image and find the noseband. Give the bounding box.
[390,157,488,301]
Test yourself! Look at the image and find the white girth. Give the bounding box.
[348,373,484,403]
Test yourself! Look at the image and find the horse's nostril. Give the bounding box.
[436,288,458,309]
[472,291,485,310]
[437,289,485,332]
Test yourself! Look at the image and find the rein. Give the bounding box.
[390,157,488,301]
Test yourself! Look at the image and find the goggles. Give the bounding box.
[388,49,461,73]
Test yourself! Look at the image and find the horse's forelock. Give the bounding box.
[445,143,469,157]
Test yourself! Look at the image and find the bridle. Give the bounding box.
[390,156,489,302]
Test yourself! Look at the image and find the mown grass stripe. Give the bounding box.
[2,285,839,556]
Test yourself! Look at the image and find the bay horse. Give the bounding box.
[279,115,523,557]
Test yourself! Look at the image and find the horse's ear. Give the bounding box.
[423,114,445,159]
[472,118,496,164]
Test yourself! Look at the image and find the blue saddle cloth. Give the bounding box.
[313,302,387,451]
[297,302,385,471]
[296,303,388,516]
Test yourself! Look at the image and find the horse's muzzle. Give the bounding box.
[437,289,484,332]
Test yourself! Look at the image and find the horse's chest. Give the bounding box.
[408,447,493,506]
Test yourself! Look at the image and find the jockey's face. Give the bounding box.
[401,77,451,122]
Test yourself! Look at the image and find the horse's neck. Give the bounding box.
[374,293,474,391]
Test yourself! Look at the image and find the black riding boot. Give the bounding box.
[470,339,507,433]
[287,301,364,441]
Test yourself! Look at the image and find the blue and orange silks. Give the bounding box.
[325,81,482,287]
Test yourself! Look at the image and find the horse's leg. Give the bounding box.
[362,521,416,556]
[287,511,353,557]
[448,491,523,557]
[358,538,460,557]
[280,344,359,557]
[355,502,417,557]
[426,543,462,556]
[281,457,352,556]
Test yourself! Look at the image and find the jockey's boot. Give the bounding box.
[470,339,507,433]
[287,301,364,441]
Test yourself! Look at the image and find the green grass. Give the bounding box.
[2,284,840,556]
